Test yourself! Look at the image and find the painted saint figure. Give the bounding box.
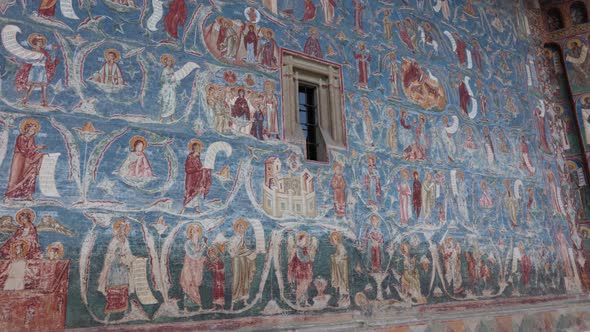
[441,236,464,294]
[244,25,258,64]
[412,171,422,220]
[398,169,412,225]
[158,54,180,121]
[320,0,336,25]
[421,172,436,220]
[363,214,384,273]
[503,179,519,227]
[206,245,225,310]
[98,219,135,314]
[229,219,257,310]
[231,88,252,134]
[263,81,279,139]
[330,162,347,217]
[15,34,59,106]
[353,42,370,90]
[259,29,278,69]
[363,154,381,206]
[89,49,125,87]
[400,242,425,303]
[182,139,212,214]
[479,181,494,208]
[303,28,322,58]
[330,232,349,305]
[180,224,207,311]
[0,209,41,260]
[115,136,156,186]
[352,0,366,34]
[5,119,46,201]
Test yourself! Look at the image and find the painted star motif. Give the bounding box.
[127,68,139,80]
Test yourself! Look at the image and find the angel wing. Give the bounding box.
[445,115,459,134]
[514,179,523,200]
[1,25,44,61]
[308,236,319,261]
[287,235,296,262]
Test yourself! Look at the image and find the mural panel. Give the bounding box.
[0,0,588,329]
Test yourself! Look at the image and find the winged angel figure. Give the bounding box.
[287,232,318,306]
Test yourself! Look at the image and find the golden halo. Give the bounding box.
[401,169,410,178]
[263,80,275,91]
[160,54,175,66]
[129,135,148,151]
[10,239,30,258]
[332,161,343,170]
[567,39,582,49]
[28,33,47,47]
[187,139,203,152]
[330,231,342,244]
[264,28,274,38]
[207,245,219,256]
[113,218,131,234]
[233,218,249,232]
[19,118,40,134]
[296,231,308,242]
[15,208,35,226]
[104,48,121,62]
[186,224,203,238]
[47,242,64,258]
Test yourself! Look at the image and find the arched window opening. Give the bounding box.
[546,8,565,31]
[570,2,588,25]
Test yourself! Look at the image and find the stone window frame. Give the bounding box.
[280,49,347,162]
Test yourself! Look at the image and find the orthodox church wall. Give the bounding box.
[0,0,588,330]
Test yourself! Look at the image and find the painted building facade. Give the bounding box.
[0,0,589,330]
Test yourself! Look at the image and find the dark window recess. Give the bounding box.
[298,85,326,161]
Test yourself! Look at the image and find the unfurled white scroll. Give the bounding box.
[172,62,200,82]
[525,64,532,86]
[1,25,44,61]
[131,257,158,305]
[39,153,61,197]
[249,219,266,254]
[577,167,586,187]
[466,49,473,69]
[60,0,80,19]
[203,141,232,169]
[583,108,590,144]
[147,0,164,31]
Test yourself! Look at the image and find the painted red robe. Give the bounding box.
[207,257,225,306]
[412,178,422,219]
[330,174,346,217]
[459,81,470,115]
[38,0,57,17]
[455,38,467,64]
[183,153,212,206]
[354,52,370,87]
[5,134,44,199]
[302,1,316,21]
[0,224,42,260]
[164,0,187,39]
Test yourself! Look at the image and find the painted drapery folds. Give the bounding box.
[0,0,588,329]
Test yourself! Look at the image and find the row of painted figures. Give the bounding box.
[0,207,583,314]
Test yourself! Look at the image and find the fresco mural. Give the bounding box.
[0,0,588,330]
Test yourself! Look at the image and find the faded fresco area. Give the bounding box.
[0,0,588,330]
